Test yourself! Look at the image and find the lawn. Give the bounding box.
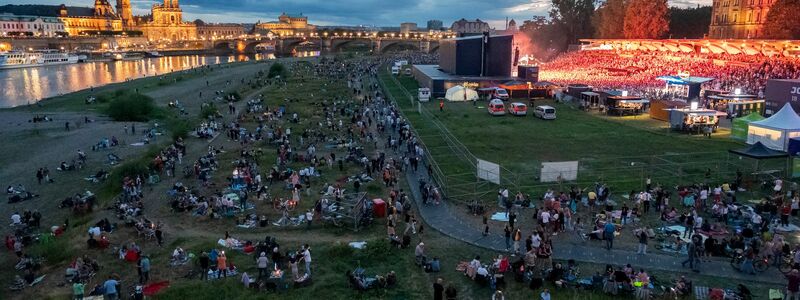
[378,67,780,205]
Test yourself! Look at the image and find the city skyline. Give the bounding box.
[0,0,713,28]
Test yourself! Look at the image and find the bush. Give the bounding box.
[227,91,242,101]
[326,242,355,258]
[166,118,192,140]
[107,92,156,122]
[27,236,74,266]
[200,104,219,119]
[268,62,288,79]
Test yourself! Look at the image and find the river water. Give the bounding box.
[0,51,319,108]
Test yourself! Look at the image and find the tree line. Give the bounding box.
[519,0,800,60]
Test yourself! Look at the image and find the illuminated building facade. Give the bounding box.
[139,0,197,41]
[254,13,316,37]
[709,0,775,39]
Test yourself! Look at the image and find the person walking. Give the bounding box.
[199,251,209,280]
[636,228,648,255]
[603,221,616,250]
[681,238,699,272]
[504,224,512,252]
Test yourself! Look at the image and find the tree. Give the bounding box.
[549,0,596,48]
[519,17,568,61]
[623,0,670,39]
[593,0,627,38]
[762,0,800,39]
[669,6,712,39]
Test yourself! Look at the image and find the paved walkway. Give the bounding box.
[404,168,785,285]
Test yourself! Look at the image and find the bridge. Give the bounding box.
[0,35,442,55]
[210,36,441,55]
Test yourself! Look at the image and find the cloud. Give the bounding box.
[0,0,714,26]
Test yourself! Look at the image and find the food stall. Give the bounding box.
[604,92,649,116]
[656,75,715,101]
[567,84,591,99]
[667,107,725,134]
[530,81,557,100]
[705,92,765,118]
[580,91,601,110]
[499,80,531,99]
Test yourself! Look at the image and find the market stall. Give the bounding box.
[730,112,765,141]
[667,108,724,134]
[746,103,800,151]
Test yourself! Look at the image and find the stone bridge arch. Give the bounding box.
[379,40,420,53]
[330,38,372,52]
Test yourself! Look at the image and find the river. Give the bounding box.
[0,51,320,108]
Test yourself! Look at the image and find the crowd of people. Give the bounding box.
[540,50,800,100]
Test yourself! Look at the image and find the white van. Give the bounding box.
[493,88,510,101]
[391,66,400,75]
[534,105,556,120]
[418,88,431,102]
[487,99,506,116]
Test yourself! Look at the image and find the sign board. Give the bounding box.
[477,159,500,185]
[540,161,579,183]
[765,79,800,114]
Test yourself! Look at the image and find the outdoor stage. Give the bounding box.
[411,64,518,98]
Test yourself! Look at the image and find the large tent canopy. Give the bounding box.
[445,85,479,102]
[747,103,800,151]
[731,112,765,140]
[729,142,788,159]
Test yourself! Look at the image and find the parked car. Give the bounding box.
[534,105,556,120]
[493,88,510,101]
[488,99,506,116]
[391,66,400,75]
[508,102,527,116]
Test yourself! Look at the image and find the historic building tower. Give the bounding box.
[709,0,774,39]
[93,0,116,17]
[115,0,133,30]
[140,0,197,41]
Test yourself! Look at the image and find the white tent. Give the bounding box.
[746,103,800,151]
[445,85,479,102]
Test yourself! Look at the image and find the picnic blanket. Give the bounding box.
[143,281,170,296]
[774,224,800,233]
[348,241,367,249]
[217,238,244,249]
[698,228,729,237]
[490,212,509,222]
